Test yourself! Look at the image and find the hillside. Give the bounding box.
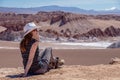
[0,11,120,41]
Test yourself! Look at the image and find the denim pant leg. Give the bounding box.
[38,49,46,61]
[39,47,52,64]
[36,47,53,74]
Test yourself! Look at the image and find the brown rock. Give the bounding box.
[104,26,120,37]
[0,12,120,41]
[80,28,104,38]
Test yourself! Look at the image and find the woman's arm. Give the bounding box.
[23,42,38,77]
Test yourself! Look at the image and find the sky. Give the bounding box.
[0,0,120,10]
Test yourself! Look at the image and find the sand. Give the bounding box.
[0,65,120,80]
[0,41,120,80]
[0,48,120,68]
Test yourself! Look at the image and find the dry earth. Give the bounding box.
[0,64,120,80]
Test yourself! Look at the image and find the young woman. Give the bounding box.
[20,22,64,77]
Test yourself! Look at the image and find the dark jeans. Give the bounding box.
[35,47,53,74]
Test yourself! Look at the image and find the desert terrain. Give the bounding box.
[0,11,120,80]
[0,41,120,80]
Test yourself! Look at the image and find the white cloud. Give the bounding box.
[105,7,117,11]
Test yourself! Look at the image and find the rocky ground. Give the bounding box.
[0,64,120,80]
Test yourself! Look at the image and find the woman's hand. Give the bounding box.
[22,74,27,77]
[19,73,27,77]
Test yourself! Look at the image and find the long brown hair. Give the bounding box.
[20,32,33,53]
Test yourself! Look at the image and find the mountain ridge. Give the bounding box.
[0,5,120,14]
[0,11,120,41]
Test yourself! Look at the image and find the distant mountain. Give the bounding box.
[0,5,120,14]
[97,9,120,15]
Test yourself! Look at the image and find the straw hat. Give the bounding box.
[23,22,38,37]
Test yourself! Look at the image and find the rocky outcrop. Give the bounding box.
[94,15,120,21]
[0,29,14,41]
[40,29,61,38]
[47,11,87,27]
[80,28,104,38]
[0,11,120,41]
[104,26,120,37]
[107,41,120,48]
[0,29,23,41]
[0,11,87,31]
[73,26,120,39]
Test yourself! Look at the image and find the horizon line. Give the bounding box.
[0,5,119,11]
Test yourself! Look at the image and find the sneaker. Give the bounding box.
[55,57,64,69]
[48,57,65,69]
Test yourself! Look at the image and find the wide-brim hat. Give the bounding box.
[23,22,39,37]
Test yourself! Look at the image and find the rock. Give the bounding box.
[0,29,14,41]
[63,28,71,37]
[109,57,120,64]
[104,26,120,37]
[0,29,23,41]
[73,26,120,39]
[80,28,104,37]
[44,29,60,38]
[107,41,120,48]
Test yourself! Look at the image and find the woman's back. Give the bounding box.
[21,38,40,74]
